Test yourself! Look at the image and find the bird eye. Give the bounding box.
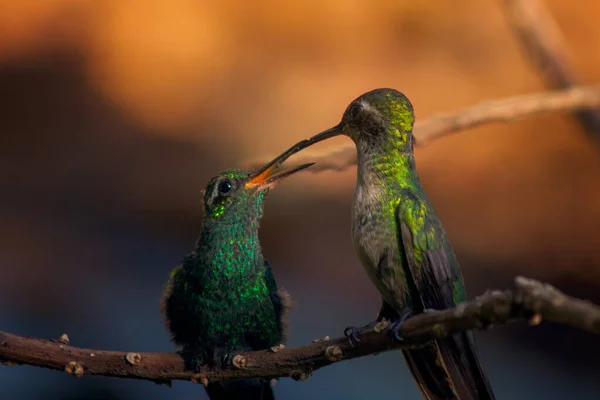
[348,103,362,118]
[217,179,233,195]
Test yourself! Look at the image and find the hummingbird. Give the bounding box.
[162,146,312,400]
[281,88,495,400]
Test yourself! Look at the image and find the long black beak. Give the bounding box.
[245,140,314,188]
[266,123,345,164]
[303,123,344,148]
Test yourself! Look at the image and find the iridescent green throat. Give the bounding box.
[197,190,267,277]
[356,131,419,186]
[354,133,423,225]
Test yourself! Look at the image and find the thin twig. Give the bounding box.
[501,0,600,138]
[246,85,600,173]
[1,277,599,387]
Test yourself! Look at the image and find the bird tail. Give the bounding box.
[205,379,275,400]
[402,331,495,400]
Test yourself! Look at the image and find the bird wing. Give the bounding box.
[395,191,495,400]
[395,191,463,312]
[264,260,292,341]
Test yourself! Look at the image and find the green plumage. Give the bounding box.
[289,88,495,400]
[162,169,290,400]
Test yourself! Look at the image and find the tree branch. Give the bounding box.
[246,85,600,173]
[1,277,599,387]
[501,0,600,139]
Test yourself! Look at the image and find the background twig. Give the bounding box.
[1,277,599,387]
[246,85,600,173]
[501,0,600,139]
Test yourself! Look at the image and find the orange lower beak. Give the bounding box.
[245,162,313,188]
[245,140,314,188]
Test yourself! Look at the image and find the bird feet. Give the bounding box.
[344,320,379,347]
[180,346,234,372]
[388,310,414,343]
[180,345,207,372]
[213,348,234,368]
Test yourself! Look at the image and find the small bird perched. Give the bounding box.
[278,88,496,400]
[162,147,312,400]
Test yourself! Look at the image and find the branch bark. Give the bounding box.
[1,276,599,387]
[501,0,600,139]
[246,85,600,173]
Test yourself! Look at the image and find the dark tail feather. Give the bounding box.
[206,379,274,400]
[402,346,455,399]
[403,331,495,400]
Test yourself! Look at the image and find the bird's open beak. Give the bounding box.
[245,142,314,188]
[245,123,344,188]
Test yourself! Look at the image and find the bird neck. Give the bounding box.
[356,143,421,191]
[353,142,425,224]
[196,209,264,277]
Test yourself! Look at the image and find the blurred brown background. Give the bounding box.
[1,1,599,399]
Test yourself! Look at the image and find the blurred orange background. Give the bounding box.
[1,1,599,399]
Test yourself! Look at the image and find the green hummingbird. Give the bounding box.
[162,147,312,400]
[281,88,495,400]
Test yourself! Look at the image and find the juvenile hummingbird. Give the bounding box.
[162,147,312,400]
[282,89,495,400]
